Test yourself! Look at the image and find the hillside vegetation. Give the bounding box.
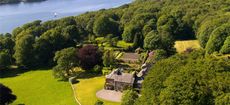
[0,0,230,105]
[136,50,230,105]
[0,0,229,69]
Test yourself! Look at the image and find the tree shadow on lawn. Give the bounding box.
[0,66,51,78]
[76,72,102,79]
[0,68,28,78]
[56,72,102,83]
[68,72,103,85]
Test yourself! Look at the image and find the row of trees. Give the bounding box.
[53,45,103,80]
[52,44,119,80]
[13,19,81,68]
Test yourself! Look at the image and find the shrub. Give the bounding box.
[102,67,112,75]
[103,50,116,67]
[93,65,103,74]
[94,100,104,105]
[121,90,139,105]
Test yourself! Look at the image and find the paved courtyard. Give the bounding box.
[96,89,123,102]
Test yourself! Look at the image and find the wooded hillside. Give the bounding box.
[0,0,229,104]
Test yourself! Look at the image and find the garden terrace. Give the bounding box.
[118,53,140,63]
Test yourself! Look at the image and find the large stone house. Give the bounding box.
[104,68,135,91]
[104,64,150,92]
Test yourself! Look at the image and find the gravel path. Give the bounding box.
[69,78,81,105]
[96,89,122,102]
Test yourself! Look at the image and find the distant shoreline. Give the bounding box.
[0,0,46,5]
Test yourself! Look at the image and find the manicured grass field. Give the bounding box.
[174,40,201,53]
[0,69,76,105]
[117,41,133,49]
[73,76,120,105]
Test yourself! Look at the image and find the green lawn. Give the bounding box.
[117,41,133,49]
[0,69,76,105]
[73,76,120,105]
[174,40,201,53]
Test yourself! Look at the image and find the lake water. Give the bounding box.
[0,0,132,34]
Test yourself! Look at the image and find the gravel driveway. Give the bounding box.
[96,89,122,102]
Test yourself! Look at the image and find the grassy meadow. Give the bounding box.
[117,41,133,49]
[73,76,120,105]
[174,40,201,53]
[0,69,76,105]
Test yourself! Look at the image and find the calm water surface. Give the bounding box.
[0,0,132,33]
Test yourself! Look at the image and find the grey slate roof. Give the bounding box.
[106,69,134,84]
[137,68,148,77]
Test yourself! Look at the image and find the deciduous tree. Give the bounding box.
[13,33,35,68]
[53,47,78,80]
[93,15,119,36]
[78,45,102,70]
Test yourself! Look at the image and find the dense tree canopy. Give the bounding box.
[121,90,139,105]
[144,31,175,54]
[0,50,12,70]
[0,34,14,53]
[0,0,227,70]
[122,24,142,43]
[0,34,14,69]
[220,36,230,54]
[152,49,167,61]
[205,23,230,54]
[93,15,119,36]
[0,0,230,104]
[136,50,230,105]
[13,33,35,67]
[215,93,230,105]
[196,14,230,48]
